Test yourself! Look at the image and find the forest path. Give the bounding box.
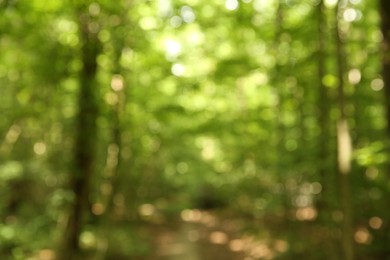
[144,209,285,260]
[154,221,201,260]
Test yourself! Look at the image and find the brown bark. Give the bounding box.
[335,1,354,260]
[104,75,125,218]
[103,10,128,222]
[379,0,390,257]
[273,1,289,217]
[317,0,328,209]
[380,0,390,139]
[316,2,340,258]
[60,6,100,258]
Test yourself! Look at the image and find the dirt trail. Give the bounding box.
[143,209,290,260]
[154,222,201,260]
[145,210,255,260]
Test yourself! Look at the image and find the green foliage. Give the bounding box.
[0,0,389,259]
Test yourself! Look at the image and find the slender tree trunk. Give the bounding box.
[272,1,290,218]
[97,74,125,258]
[379,0,390,257]
[317,0,329,209]
[104,73,125,217]
[103,6,129,222]
[60,5,100,258]
[335,1,354,259]
[380,1,390,129]
[316,1,339,258]
[96,7,131,258]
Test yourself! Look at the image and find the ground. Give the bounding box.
[143,209,288,260]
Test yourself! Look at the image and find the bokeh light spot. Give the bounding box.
[354,228,372,244]
[209,231,228,244]
[348,68,361,84]
[369,217,383,229]
[371,78,384,91]
[34,142,47,155]
[225,0,239,11]
[171,63,185,76]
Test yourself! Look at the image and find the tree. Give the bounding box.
[334,0,354,259]
[61,2,101,257]
[1,0,389,259]
[379,0,390,257]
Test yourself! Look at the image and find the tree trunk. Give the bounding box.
[316,1,339,258]
[379,0,390,257]
[104,74,125,218]
[317,0,329,212]
[380,1,390,130]
[60,5,100,258]
[335,1,354,259]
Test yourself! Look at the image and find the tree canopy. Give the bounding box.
[1,0,389,259]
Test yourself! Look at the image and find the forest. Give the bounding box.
[1,0,390,259]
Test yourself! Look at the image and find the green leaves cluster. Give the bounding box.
[0,0,389,258]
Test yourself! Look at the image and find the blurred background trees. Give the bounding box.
[0,0,389,259]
